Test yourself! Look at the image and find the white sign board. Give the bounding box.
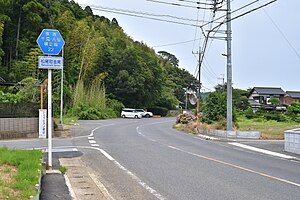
[38,56,63,69]
[39,109,47,139]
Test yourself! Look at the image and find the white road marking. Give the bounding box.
[89,140,97,144]
[64,174,77,200]
[229,142,296,160]
[91,144,100,147]
[89,172,115,200]
[167,145,300,188]
[89,123,115,137]
[197,135,218,140]
[91,147,166,200]
[113,159,166,200]
[88,136,94,140]
[99,149,115,161]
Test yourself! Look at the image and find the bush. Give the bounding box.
[148,107,168,116]
[106,98,124,116]
[176,113,196,124]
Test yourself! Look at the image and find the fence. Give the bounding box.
[0,102,41,118]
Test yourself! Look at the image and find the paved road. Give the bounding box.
[1,118,300,200]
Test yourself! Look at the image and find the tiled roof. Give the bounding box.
[286,91,300,98]
[253,87,285,95]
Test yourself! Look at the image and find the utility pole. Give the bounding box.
[226,0,233,131]
[218,73,225,89]
[192,50,202,114]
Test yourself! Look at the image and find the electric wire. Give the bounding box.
[146,0,219,10]
[153,38,200,47]
[86,6,202,27]
[260,4,300,60]
[86,5,206,23]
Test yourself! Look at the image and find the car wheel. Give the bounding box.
[122,115,125,118]
[145,114,150,118]
[135,115,138,118]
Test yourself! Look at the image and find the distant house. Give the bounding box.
[283,91,300,105]
[248,87,286,109]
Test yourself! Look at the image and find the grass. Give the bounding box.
[237,117,300,139]
[59,165,67,174]
[0,147,42,200]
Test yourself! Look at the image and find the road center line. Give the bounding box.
[167,145,300,188]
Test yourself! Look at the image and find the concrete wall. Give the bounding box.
[0,118,38,139]
[198,128,261,139]
[285,129,300,155]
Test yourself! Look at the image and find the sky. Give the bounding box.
[75,0,300,92]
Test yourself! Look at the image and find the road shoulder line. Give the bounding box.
[229,142,296,160]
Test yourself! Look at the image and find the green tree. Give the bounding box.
[268,97,280,106]
[202,90,227,123]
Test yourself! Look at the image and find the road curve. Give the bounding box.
[81,118,300,200]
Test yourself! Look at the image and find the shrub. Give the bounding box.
[148,107,168,116]
[176,113,196,124]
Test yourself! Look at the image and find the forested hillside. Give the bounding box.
[0,0,197,119]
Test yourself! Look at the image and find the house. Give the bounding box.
[248,87,286,109]
[283,91,300,105]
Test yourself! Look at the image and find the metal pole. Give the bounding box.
[226,0,233,131]
[60,48,64,124]
[185,90,188,110]
[197,50,202,114]
[48,69,52,170]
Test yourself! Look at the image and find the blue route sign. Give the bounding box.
[36,29,65,55]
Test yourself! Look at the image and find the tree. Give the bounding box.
[158,51,179,67]
[202,91,227,123]
[268,98,280,106]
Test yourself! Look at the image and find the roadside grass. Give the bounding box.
[0,147,42,199]
[237,117,300,139]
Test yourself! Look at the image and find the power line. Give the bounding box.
[86,5,206,23]
[260,4,300,60]
[146,0,218,10]
[86,5,202,27]
[153,38,200,47]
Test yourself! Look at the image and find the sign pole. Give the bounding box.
[48,69,52,170]
[60,48,64,124]
[36,29,65,170]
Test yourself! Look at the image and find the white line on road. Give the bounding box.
[88,136,94,140]
[89,123,115,137]
[89,140,97,144]
[93,147,166,200]
[99,149,115,161]
[229,142,296,160]
[167,145,300,188]
[113,159,166,200]
[91,144,100,147]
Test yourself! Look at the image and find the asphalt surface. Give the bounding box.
[40,151,82,200]
[1,118,300,200]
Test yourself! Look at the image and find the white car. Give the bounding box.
[135,109,153,118]
[121,108,142,119]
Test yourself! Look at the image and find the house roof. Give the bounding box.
[286,91,300,98]
[252,87,286,95]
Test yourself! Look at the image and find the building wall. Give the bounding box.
[284,97,300,105]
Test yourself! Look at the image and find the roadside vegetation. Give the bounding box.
[0,147,42,199]
[175,85,300,139]
[0,0,197,120]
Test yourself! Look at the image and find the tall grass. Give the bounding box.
[72,79,120,119]
[0,147,42,199]
[73,79,106,110]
